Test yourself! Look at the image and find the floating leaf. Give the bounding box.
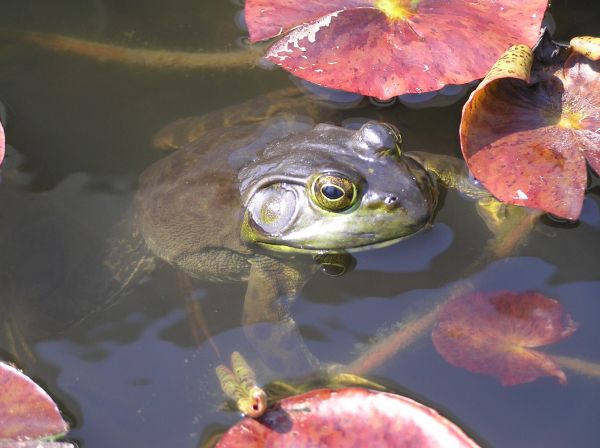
[217,387,480,447]
[0,362,69,441]
[0,443,74,448]
[432,291,577,386]
[245,0,547,99]
[0,119,4,166]
[460,36,600,219]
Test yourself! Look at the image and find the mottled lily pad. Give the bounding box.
[460,36,600,219]
[245,0,547,99]
[217,387,481,447]
[0,362,69,441]
[432,291,577,386]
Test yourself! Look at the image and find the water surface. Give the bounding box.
[0,1,599,447]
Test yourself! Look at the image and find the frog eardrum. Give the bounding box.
[246,184,298,235]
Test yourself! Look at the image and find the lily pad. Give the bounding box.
[460,36,600,219]
[245,0,547,99]
[0,119,4,166]
[432,291,577,386]
[217,387,480,447]
[0,362,69,441]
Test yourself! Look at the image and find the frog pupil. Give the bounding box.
[322,185,344,200]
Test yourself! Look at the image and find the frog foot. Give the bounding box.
[476,196,539,239]
[215,351,268,418]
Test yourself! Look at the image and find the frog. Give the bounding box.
[1,88,491,374]
[120,87,491,374]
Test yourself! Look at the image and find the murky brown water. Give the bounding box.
[0,1,599,447]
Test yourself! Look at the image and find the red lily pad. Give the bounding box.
[0,362,69,440]
[217,387,481,447]
[432,291,577,386]
[460,36,600,219]
[0,119,4,166]
[245,0,547,99]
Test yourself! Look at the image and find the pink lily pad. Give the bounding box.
[0,362,69,441]
[0,119,4,166]
[460,36,600,219]
[245,0,547,99]
[432,291,577,386]
[217,387,481,447]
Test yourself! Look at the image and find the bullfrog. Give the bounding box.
[2,88,490,374]
[122,88,488,374]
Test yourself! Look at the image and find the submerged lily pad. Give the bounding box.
[245,0,547,99]
[217,387,480,447]
[432,291,577,386]
[0,362,69,441]
[460,36,600,219]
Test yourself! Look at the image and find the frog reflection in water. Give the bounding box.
[118,89,488,375]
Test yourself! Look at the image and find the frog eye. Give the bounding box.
[311,173,358,212]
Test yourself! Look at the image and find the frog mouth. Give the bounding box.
[254,221,432,254]
[343,223,433,252]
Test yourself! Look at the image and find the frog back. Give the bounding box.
[137,124,261,281]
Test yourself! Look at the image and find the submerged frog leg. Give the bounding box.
[476,197,534,238]
[243,255,320,376]
[407,151,490,200]
[408,151,538,240]
[476,199,542,260]
[44,211,157,330]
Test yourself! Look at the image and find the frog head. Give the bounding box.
[239,121,437,252]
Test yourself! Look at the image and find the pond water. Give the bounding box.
[0,1,599,447]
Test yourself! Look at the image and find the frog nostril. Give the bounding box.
[384,195,399,206]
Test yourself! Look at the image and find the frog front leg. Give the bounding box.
[407,151,489,201]
[407,151,536,238]
[242,254,320,376]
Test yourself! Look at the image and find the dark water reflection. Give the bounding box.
[0,1,599,447]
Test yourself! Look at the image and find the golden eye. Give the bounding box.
[311,174,358,211]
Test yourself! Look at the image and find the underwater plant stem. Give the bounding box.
[0,29,266,70]
[551,355,600,379]
[343,210,540,376]
[344,304,441,376]
[176,272,220,357]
